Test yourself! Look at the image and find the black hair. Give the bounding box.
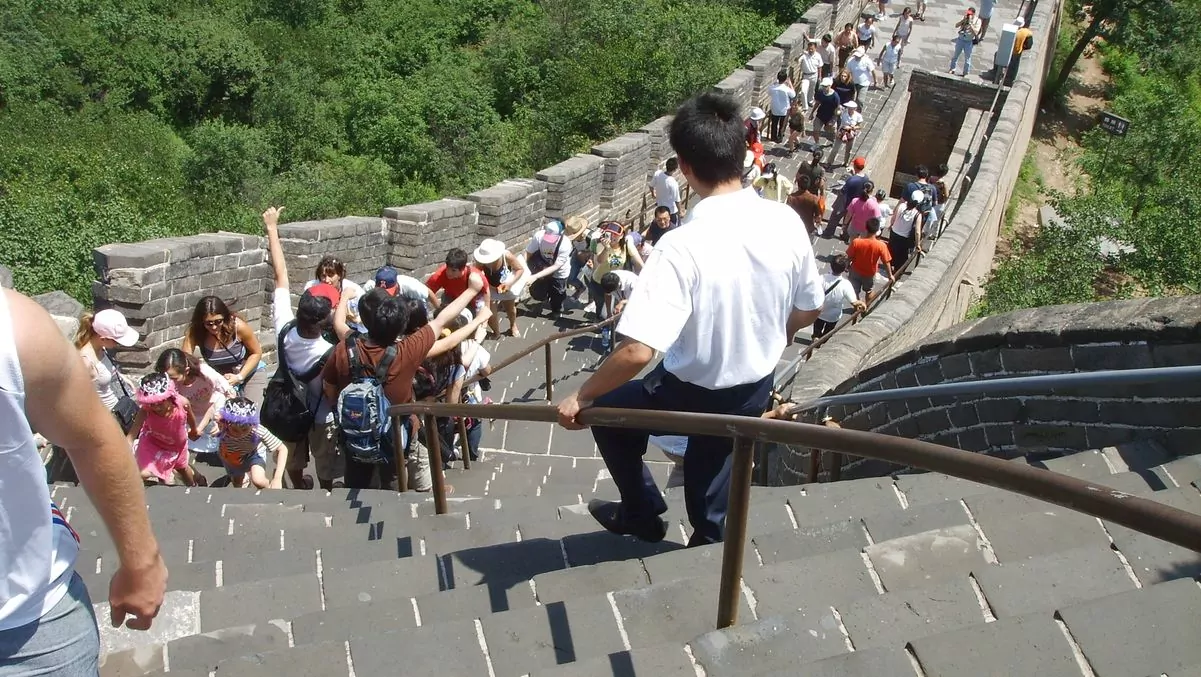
[844,22,853,30]
[654,205,671,217]
[861,180,876,198]
[296,292,332,332]
[445,248,469,270]
[936,163,949,176]
[155,348,201,380]
[403,299,430,336]
[777,70,788,83]
[812,149,824,163]
[187,296,237,347]
[916,164,930,179]
[797,174,812,191]
[665,157,679,173]
[314,255,345,284]
[360,287,408,345]
[668,93,744,186]
[866,217,882,235]
[831,253,849,275]
[875,189,887,201]
[600,272,621,293]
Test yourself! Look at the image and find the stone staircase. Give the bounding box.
[70,440,1201,677]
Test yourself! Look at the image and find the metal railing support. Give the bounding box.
[393,420,408,492]
[544,343,554,401]
[457,418,472,470]
[423,414,449,515]
[717,436,756,629]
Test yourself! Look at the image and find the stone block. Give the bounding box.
[1037,449,1113,480]
[781,647,915,677]
[198,573,321,632]
[787,477,901,527]
[531,560,649,605]
[865,525,989,592]
[1058,577,1201,677]
[290,600,417,646]
[862,500,970,543]
[841,579,984,650]
[742,550,876,618]
[481,595,626,676]
[752,519,867,565]
[93,243,170,279]
[689,607,848,676]
[973,545,1136,618]
[975,504,1108,562]
[441,538,565,588]
[320,557,444,608]
[1013,423,1088,450]
[413,580,537,626]
[909,615,1082,677]
[351,620,487,677]
[1103,487,1201,585]
[167,623,289,672]
[640,541,757,585]
[998,347,1073,374]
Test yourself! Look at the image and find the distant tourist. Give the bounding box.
[798,39,824,110]
[1009,17,1035,77]
[786,98,808,154]
[835,23,858,66]
[844,180,883,240]
[1,289,167,673]
[977,0,997,42]
[832,68,857,112]
[181,296,264,401]
[847,47,878,101]
[426,248,491,319]
[815,254,866,338]
[555,92,824,547]
[472,238,527,337]
[767,70,796,143]
[74,308,139,433]
[845,217,895,302]
[949,8,982,76]
[520,220,577,319]
[820,34,838,78]
[880,34,903,87]
[645,206,677,246]
[745,107,766,146]
[889,190,928,271]
[831,100,864,168]
[894,8,915,57]
[825,156,870,238]
[303,255,366,329]
[856,15,880,49]
[586,221,643,320]
[650,158,685,226]
[809,77,842,147]
[787,174,824,235]
[753,163,794,203]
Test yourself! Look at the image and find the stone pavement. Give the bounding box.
[874,0,1027,80]
[80,442,1201,676]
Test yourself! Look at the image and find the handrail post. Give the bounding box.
[544,343,554,401]
[424,414,449,515]
[393,416,408,492]
[457,418,472,470]
[717,435,756,629]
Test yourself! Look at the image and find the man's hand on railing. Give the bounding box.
[761,403,798,421]
[556,392,593,430]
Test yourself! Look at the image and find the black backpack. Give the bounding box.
[261,320,332,442]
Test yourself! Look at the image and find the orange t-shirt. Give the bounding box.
[846,236,892,277]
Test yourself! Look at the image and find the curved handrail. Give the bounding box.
[391,400,1201,553]
[467,314,618,387]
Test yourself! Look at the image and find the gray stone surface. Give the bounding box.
[689,608,848,676]
[751,519,867,565]
[641,541,756,584]
[1059,578,1201,677]
[975,505,1109,562]
[414,580,538,625]
[909,615,1082,677]
[861,500,969,543]
[779,647,916,677]
[787,478,901,527]
[894,473,995,506]
[1103,487,1201,585]
[290,600,417,646]
[351,622,487,677]
[168,623,290,672]
[973,546,1136,618]
[865,525,989,592]
[1038,449,1115,480]
[614,575,752,649]
[212,640,348,677]
[321,557,444,608]
[840,579,983,650]
[743,549,876,618]
[533,560,650,604]
[481,595,627,677]
[199,573,321,632]
[528,645,695,677]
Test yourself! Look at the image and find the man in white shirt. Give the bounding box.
[556,93,824,546]
[814,254,866,338]
[650,158,684,225]
[797,40,824,111]
[0,290,167,674]
[847,46,878,102]
[766,70,796,143]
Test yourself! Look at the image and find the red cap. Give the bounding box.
[306,282,341,307]
[852,157,867,170]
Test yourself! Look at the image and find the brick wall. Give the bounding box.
[770,297,1201,484]
[592,132,653,220]
[744,47,786,113]
[712,70,756,113]
[773,24,810,80]
[467,179,548,248]
[801,4,835,37]
[383,200,478,275]
[536,154,605,227]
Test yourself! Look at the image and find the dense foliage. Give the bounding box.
[0,0,783,300]
[974,0,1201,317]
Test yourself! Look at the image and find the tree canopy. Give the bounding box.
[0,0,787,300]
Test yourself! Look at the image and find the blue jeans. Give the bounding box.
[567,256,587,293]
[0,573,99,676]
[950,37,975,74]
[591,363,774,546]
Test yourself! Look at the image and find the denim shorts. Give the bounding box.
[0,572,98,676]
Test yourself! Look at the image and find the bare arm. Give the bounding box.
[626,240,645,273]
[426,277,479,336]
[428,307,493,358]
[557,339,655,429]
[262,206,289,291]
[332,287,352,341]
[12,290,166,630]
[185,401,199,439]
[786,308,822,339]
[232,318,262,385]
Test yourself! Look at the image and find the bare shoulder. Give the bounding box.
[5,289,75,385]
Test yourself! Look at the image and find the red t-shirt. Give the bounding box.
[846,236,892,278]
[425,264,489,301]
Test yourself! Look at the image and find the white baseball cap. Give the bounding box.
[911,190,926,203]
[749,107,767,121]
[92,309,139,347]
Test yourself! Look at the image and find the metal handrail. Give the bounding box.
[789,366,1201,414]
[468,315,619,397]
[388,399,1201,632]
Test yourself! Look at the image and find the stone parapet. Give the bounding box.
[467,179,547,248]
[384,200,478,275]
[277,217,387,297]
[744,47,786,113]
[773,23,810,78]
[536,153,605,226]
[713,69,756,113]
[592,133,653,220]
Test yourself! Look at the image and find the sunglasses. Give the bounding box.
[204,319,227,328]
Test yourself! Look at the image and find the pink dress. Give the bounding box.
[136,394,190,481]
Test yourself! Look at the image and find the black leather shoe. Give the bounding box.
[587,499,668,543]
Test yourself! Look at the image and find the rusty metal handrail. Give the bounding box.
[388,400,1201,631]
[468,315,620,396]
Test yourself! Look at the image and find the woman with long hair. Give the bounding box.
[181,296,263,400]
[889,190,927,271]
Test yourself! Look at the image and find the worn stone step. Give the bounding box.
[771,646,915,677]
[787,477,902,527]
[1060,577,1201,677]
[1099,439,1174,473]
[211,639,349,677]
[839,578,984,651]
[1151,454,1201,488]
[481,593,628,677]
[1036,449,1115,480]
[908,614,1082,676]
[864,524,990,593]
[742,548,877,619]
[1101,487,1201,586]
[527,644,695,676]
[613,574,754,650]
[688,607,849,676]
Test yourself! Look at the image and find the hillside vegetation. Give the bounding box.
[0,0,791,300]
[974,0,1201,315]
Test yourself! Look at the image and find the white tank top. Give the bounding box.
[0,290,79,631]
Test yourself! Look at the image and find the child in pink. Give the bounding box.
[127,373,201,486]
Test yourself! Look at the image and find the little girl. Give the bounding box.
[216,398,288,490]
[157,348,234,456]
[127,373,201,486]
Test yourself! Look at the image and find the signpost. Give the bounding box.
[1096,111,1131,182]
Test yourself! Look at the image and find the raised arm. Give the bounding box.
[428,306,493,358]
[426,275,480,336]
[332,286,353,342]
[12,290,166,631]
[262,206,289,291]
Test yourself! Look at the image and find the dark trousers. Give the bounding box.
[888,230,915,272]
[769,114,787,142]
[591,363,774,546]
[530,276,567,313]
[344,433,395,490]
[812,317,837,339]
[438,416,482,463]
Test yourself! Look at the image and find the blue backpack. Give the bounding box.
[336,338,397,464]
